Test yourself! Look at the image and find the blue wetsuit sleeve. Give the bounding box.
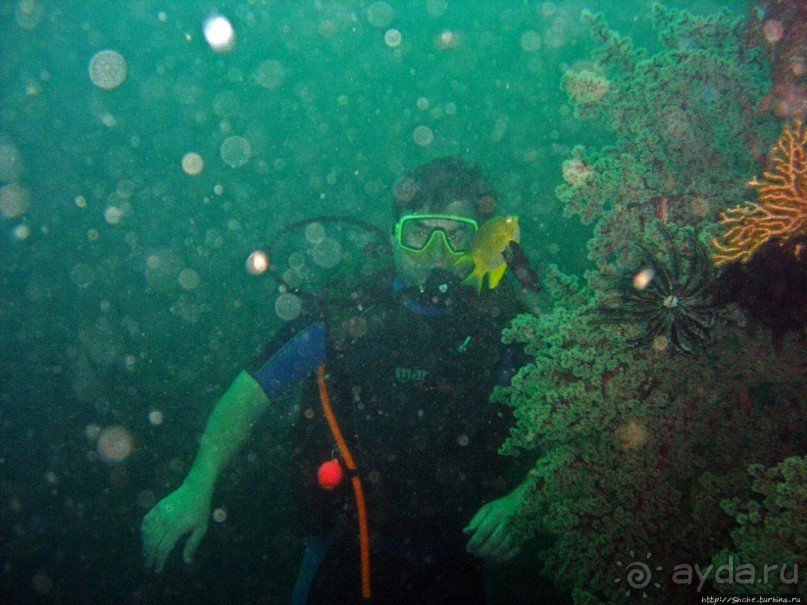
[248,322,326,400]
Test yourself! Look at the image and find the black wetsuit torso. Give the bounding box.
[280,277,521,604]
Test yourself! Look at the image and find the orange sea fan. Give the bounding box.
[711,120,807,266]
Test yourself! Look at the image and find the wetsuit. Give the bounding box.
[248,275,521,604]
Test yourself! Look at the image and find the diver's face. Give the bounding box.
[392,199,479,288]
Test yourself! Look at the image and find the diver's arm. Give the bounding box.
[143,321,324,572]
[183,370,271,493]
[142,370,270,572]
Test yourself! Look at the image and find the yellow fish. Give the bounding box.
[455,215,520,293]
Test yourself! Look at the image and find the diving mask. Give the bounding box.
[394,214,479,255]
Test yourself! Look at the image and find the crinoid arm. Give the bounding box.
[592,227,717,353]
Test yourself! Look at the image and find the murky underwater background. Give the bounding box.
[3,1,802,604]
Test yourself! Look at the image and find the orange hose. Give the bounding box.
[316,364,372,599]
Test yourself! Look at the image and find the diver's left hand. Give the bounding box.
[463,488,523,562]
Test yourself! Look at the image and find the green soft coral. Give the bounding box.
[499,5,805,603]
[498,300,804,603]
[711,456,806,598]
[557,6,777,273]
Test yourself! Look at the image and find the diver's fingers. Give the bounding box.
[463,502,492,533]
[154,527,183,574]
[497,544,522,562]
[487,530,515,559]
[464,507,495,551]
[141,511,164,569]
[182,523,208,564]
[475,522,509,557]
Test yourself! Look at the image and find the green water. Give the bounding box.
[0,1,764,604]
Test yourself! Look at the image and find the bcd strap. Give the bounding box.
[316,364,372,600]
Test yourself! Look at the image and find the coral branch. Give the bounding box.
[712,120,807,265]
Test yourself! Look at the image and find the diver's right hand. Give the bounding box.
[141,482,212,573]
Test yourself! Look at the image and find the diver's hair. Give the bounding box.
[392,157,498,220]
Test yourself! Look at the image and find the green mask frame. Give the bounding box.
[393,214,479,255]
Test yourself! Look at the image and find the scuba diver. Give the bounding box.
[141,157,538,604]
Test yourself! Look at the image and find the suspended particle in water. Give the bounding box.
[136,489,157,509]
[384,28,402,48]
[181,152,204,175]
[15,0,45,30]
[96,425,134,464]
[288,251,306,271]
[245,250,269,275]
[104,205,124,224]
[616,418,649,451]
[212,507,228,522]
[346,315,368,338]
[311,238,342,268]
[252,59,286,89]
[88,50,127,90]
[178,268,200,290]
[305,221,326,244]
[31,572,53,595]
[425,0,447,17]
[13,224,30,240]
[220,135,251,168]
[762,19,784,45]
[520,30,542,52]
[478,195,496,214]
[203,15,235,52]
[148,409,164,426]
[0,141,22,182]
[412,125,434,147]
[632,268,654,291]
[651,334,668,352]
[457,434,470,447]
[0,182,31,218]
[434,30,461,50]
[366,2,394,28]
[275,292,302,321]
[85,423,101,440]
[70,263,95,289]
